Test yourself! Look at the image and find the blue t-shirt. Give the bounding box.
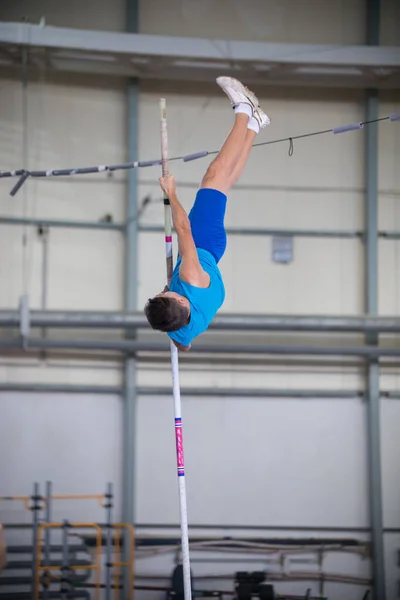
[167,248,225,346]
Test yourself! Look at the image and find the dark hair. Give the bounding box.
[144,296,189,332]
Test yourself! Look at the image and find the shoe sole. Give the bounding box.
[217,75,271,127]
[216,76,259,110]
[254,106,271,128]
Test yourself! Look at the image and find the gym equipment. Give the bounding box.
[34,522,102,600]
[169,564,194,600]
[0,594,90,600]
[0,482,135,600]
[233,574,330,600]
[105,482,113,600]
[168,565,222,600]
[0,523,6,573]
[234,572,275,600]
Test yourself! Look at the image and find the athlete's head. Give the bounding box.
[144,290,190,332]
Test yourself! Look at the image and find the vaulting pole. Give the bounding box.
[159,97,192,600]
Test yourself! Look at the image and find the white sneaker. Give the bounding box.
[253,106,271,129]
[216,76,270,128]
[216,76,259,111]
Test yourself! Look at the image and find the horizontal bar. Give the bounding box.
[141,387,400,399]
[1,337,400,356]
[0,576,86,586]
[0,593,90,600]
[333,122,363,134]
[378,232,400,240]
[37,564,97,571]
[141,179,400,196]
[0,383,121,394]
[5,521,400,534]
[51,494,103,500]
[0,382,399,398]
[0,216,124,231]
[1,217,400,239]
[6,544,85,553]
[141,224,361,238]
[0,523,369,536]
[140,224,400,239]
[0,309,399,332]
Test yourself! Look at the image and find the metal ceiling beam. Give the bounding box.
[0,21,398,67]
[0,309,399,332]
[0,21,399,88]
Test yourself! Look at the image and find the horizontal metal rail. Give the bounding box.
[2,217,400,239]
[0,309,400,332]
[0,336,399,356]
[0,216,123,231]
[0,382,399,398]
[140,224,400,239]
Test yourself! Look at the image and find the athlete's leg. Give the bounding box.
[187,124,257,263]
[188,77,270,262]
[200,112,250,195]
[200,77,269,195]
[226,128,257,189]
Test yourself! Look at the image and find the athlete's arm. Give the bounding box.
[159,175,210,287]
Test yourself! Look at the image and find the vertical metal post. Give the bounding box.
[61,520,69,600]
[40,227,49,314]
[122,357,136,596]
[105,482,113,600]
[40,226,49,358]
[123,1,139,598]
[31,482,40,600]
[366,0,380,46]
[365,0,385,597]
[43,481,52,600]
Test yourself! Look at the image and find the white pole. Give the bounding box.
[159,97,192,600]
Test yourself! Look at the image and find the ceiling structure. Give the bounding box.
[0,21,399,88]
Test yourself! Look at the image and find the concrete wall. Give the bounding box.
[139,0,367,44]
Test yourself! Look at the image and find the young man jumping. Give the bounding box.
[145,76,270,351]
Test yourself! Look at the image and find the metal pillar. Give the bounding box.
[365,0,385,597]
[122,0,139,596]
[123,79,139,536]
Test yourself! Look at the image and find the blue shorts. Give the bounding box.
[188,188,227,263]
